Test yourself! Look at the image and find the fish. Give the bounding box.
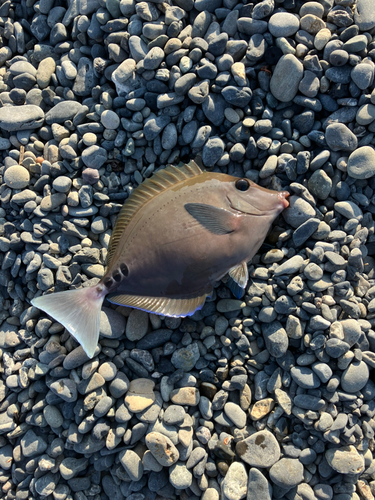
[31,160,289,358]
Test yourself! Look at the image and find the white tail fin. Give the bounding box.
[31,287,105,358]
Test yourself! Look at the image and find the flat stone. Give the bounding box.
[119,449,144,481]
[45,101,83,124]
[268,13,299,37]
[249,399,275,421]
[354,0,375,31]
[169,462,192,489]
[325,445,365,475]
[145,431,179,467]
[4,165,30,189]
[325,123,358,152]
[347,146,375,180]
[270,54,304,102]
[282,196,316,228]
[125,378,155,413]
[222,462,248,500]
[171,343,200,371]
[21,429,48,458]
[126,309,149,341]
[49,378,78,402]
[0,105,44,131]
[269,458,304,489]
[290,366,320,389]
[334,201,363,220]
[341,360,369,393]
[170,387,200,406]
[224,402,247,428]
[247,468,272,500]
[236,430,280,468]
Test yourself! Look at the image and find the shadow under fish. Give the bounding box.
[32,160,289,357]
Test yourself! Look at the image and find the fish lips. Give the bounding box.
[278,191,290,210]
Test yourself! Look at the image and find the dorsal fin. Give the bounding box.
[106,160,203,266]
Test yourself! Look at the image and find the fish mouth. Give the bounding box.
[279,191,290,209]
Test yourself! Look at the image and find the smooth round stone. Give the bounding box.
[100,307,126,339]
[340,319,361,347]
[325,123,358,152]
[143,46,164,70]
[100,110,120,129]
[268,12,300,37]
[290,366,320,389]
[203,137,225,167]
[145,432,179,466]
[282,196,316,228]
[356,104,375,125]
[351,63,374,90]
[221,462,248,500]
[304,263,323,280]
[125,378,155,413]
[52,176,72,193]
[341,360,369,393]
[126,309,149,341]
[269,458,304,489]
[247,468,272,500]
[262,321,288,358]
[82,145,108,169]
[163,405,185,426]
[169,462,192,489]
[307,170,332,200]
[224,402,247,428]
[334,201,363,220]
[43,405,64,428]
[4,165,30,188]
[98,362,117,381]
[119,449,144,481]
[270,54,303,102]
[274,255,304,276]
[347,146,375,179]
[325,445,365,475]
[82,133,97,146]
[170,387,200,406]
[171,343,200,371]
[325,338,350,358]
[236,430,280,468]
[300,2,324,18]
[0,104,44,131]
[343,34,368,53]
[300,14,325,34]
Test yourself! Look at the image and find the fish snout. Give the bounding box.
[278,191,290,209]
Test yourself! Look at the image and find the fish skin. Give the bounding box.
[101,168,289,309]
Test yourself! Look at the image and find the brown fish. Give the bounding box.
[32,160,289,357]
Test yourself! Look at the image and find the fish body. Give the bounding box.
[32,161,289,357]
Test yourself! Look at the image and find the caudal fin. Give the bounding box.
[31,287,105,358]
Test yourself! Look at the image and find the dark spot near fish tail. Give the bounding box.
[112,271,121,282]
[104,278,113,289]
[120,263,129,276]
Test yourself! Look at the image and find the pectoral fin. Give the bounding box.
[227,262,248,299]
[184,203,237,235]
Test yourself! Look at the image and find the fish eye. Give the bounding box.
[235,179,250,191]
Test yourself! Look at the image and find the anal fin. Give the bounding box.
[227,262,249,299]
[107,292,209,318]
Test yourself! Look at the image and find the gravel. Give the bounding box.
[1,0,375,499]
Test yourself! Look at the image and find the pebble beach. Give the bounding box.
[1,0,375,499]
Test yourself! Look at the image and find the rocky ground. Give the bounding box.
[1,0,375,499]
